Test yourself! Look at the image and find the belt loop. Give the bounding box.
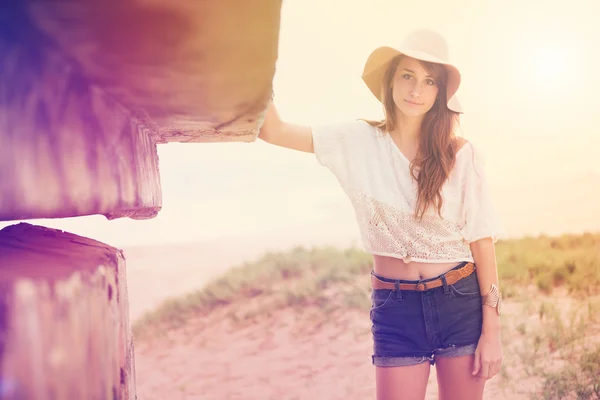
[441,274,450,295]
[394,280,403,301]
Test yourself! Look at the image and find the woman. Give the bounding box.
[258,29,503,400]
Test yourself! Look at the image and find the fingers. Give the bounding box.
[473,345,503,380]
[480,362,490,381]
[478,359,503,380]
[472,351,481,377]
[490,360,502,378]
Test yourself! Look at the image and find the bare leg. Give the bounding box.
[435,355,485,400]
[375,362,431,400]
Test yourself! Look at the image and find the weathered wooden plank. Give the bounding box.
[27,0,281,142]
[0,0,280,221]
[0,223,135,400]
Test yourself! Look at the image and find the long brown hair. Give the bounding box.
[365,54,461,220]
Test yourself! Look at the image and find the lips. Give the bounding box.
[405,99,423,106]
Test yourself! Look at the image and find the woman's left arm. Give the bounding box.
[471,237,503,381]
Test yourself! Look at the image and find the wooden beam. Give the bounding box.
[27,0,281,142]
[0,0,281,221]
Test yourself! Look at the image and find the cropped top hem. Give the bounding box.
[369,250,475,264]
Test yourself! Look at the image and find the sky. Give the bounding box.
[2,0,599,248]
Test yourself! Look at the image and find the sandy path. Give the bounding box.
[134,301,523,400]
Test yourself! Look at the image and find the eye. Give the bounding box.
[426,79,436,86]
[402,74,413,80]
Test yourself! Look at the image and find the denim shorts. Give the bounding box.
[370,261,483,367]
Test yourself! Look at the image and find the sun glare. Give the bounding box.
[508,32,582,99]
[531,46,570,83]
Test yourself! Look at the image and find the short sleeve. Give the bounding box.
[459,142,504,243]
[311,120,370,187]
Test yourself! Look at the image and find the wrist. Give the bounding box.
[482,321,501,334]
[482,306,501,334]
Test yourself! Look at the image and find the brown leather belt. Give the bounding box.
[371,262,476,291]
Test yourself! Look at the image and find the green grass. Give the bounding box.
[495,233,600,298]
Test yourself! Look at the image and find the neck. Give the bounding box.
[389,112,424,146]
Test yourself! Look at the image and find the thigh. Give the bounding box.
[435,354,485,400]
[376,363,431,400]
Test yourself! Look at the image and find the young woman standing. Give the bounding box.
[258,29,503,400]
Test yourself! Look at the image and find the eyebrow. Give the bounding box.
[403,68,434,78]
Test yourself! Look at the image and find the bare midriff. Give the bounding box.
[373,254,464,281]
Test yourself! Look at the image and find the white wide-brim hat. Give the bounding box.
[361,29,463,113]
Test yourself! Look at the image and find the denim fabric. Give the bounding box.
[370,262,483,367]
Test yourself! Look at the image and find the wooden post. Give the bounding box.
[0,223,136,400]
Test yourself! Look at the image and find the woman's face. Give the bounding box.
[391,56,440,118]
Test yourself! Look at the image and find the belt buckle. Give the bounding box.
[416,282,427,291]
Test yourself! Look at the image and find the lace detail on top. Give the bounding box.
[350,191,472,263]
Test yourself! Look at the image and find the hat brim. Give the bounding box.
[361,46,462,113]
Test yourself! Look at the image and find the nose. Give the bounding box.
[410,81,424,98]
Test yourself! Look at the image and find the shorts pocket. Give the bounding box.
[449,274,481,297]
[370,289,396,312]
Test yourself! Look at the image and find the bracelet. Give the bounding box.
[481,283,502,316]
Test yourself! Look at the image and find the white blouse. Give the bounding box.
[311,120,504,263]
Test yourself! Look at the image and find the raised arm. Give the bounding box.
[258,102,314,153]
